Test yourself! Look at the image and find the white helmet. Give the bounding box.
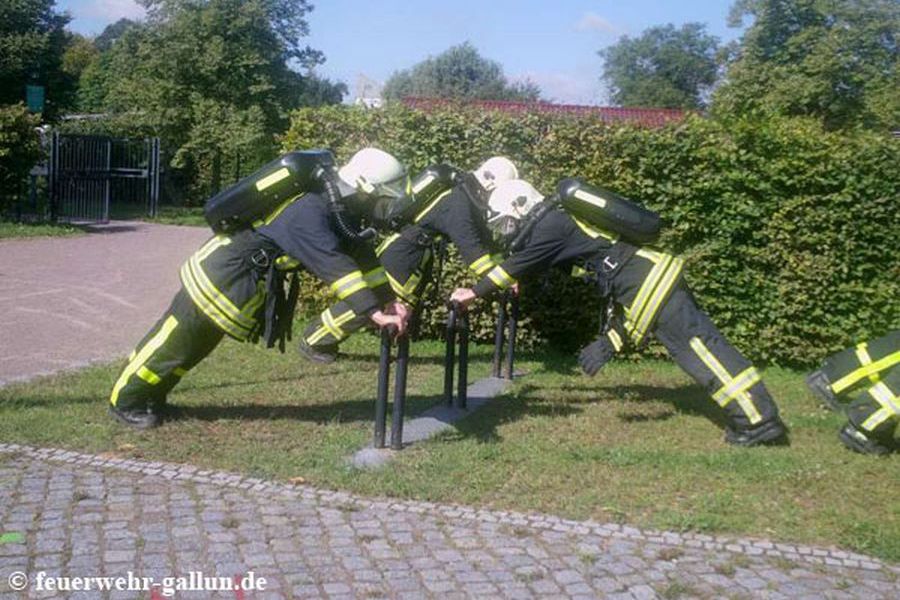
[487,179,545,237]
[472,156,519,193]
[337,147,409,200]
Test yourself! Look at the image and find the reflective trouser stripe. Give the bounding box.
[831,347,900,395]
[376,234,401,257]
[187,255,255,329]
[364,267,388,289]
[196,235,231,261]
[469,254,495,276]
[137,366,161,385]
[861,382,900,431]
[486,265,516,289]
[608,329,623,352]
[331,271,367,300]
[110,316,179,406]
[414,189,452,223]
[626,250,683,345]
[307,308,356,345]
[180,261,249,340]
[386,271,421,303]
[690,337,763,425]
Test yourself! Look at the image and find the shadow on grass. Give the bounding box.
[448,383,584,443]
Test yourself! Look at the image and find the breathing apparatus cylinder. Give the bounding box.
[204,150,336,234]
[557,178,661,245]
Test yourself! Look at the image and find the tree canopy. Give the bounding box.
[0,0,73,116]
[75,0,346,199]
[383,42,540,102]
[599,23,720,109]
[713,0,899,130]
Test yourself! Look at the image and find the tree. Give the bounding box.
[599,23,720,109]
[713,0,899,130]
[81,0,344,199]
[94,18,138,52]
[0,0,73,116]
[383,42,540,102]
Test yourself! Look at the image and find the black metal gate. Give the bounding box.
[49,133,161,223]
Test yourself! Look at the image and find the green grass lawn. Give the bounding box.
[0,220,85,239]
[1,333,897,562]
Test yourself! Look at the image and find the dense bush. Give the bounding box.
[0,104,42,216]
[282,103,899,367]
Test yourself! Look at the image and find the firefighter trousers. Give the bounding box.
[610,250,781,431]
[109,289,224,411]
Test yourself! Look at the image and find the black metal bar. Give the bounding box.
[456,310,469,410]
[505,293,520,380]
[443,304,457,405]
[492,293,507,378]
[390,334,410,450]
[374,327,392,448]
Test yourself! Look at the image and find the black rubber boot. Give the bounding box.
[725,417,788,447]
[298,339,338,364]
[108,404,160,430]
[838,423,892,456]
[806,370,842,412]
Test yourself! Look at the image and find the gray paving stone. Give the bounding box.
[0,445,896,599]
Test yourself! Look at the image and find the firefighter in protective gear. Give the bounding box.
[807,330,899,455]
[451,179,788,447]
[108,148,410,430]
[299,157,517,362]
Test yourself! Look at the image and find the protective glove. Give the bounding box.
[578,337,617,376]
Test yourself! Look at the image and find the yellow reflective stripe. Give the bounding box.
[572,217,617,242]
[330,271,367,299]
[376,233,401,257]
[413,189,452,223]
[258,194,304,227]
[137,366,161,385]
[385,271,418,302]
[275,255,301,270]
[713,366,761,405]
[322,309,344,339]
[256,167,291,191]
[187,256,255,330]
[867,381,900,414]
[180,262,248,339]
[625,252,671,329]
[173,367,187,377]
[571,265,589,278]
[110,316,178,406]
[469,254,495,275]
[629,256,683,344]
[364,267,388,288]
[608,329,623,352]
[128,350,136,362]
[240,287,265,322]
[690,338,763,424]
[486,265,516,289]
[195,235,231,262]
[307,324,331,345]
[831,348,900,395]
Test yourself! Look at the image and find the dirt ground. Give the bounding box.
[0,221,210,386]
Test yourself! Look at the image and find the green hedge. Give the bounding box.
[0,104,42,216]
[282,104,899,368]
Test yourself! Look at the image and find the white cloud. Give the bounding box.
[75,0,146,22]
[575,12,619,35]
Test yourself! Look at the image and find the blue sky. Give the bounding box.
[58,0,746,104]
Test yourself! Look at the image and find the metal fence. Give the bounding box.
[49,133,161,223]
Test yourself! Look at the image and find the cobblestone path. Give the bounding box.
[0,444,897,599]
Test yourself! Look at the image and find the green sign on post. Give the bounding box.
[26,85,45,113]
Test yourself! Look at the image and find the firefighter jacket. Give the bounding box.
[376,185,499,304]
[178,192,391,343]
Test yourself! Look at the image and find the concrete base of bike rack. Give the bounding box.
[350,376,513,469]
